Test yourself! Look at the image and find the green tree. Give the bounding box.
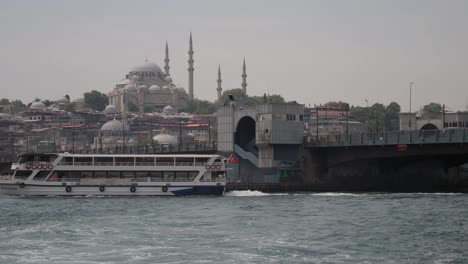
[186,99,217,114]
[384,102,401,131]
[66,102,76,113]
[422,102,442,115]
[324,101,350,111]
[0,98,10,104]
[216,88,285,107]
[43,100,53,107]
[84,90,109,111]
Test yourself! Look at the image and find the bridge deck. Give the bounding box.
[307,128,468,147]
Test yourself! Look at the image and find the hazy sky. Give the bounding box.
[1,0,468,111]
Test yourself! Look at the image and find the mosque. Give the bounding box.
[108,34,196,113]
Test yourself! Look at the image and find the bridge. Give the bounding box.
[303,128,468,192]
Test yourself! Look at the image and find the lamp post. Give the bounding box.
[228,94,236,153]
[228,94,237,182]
[409,81,413,130]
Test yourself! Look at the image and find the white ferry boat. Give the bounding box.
[0,153,227,196]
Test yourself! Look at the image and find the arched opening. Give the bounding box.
[235,116,258,156]
[420,123,438,130]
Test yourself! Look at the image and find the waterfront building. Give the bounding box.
[399,111,468,130]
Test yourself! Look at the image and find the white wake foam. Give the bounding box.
[224,190,288,197]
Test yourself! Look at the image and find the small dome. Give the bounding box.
[162,105,177,115]
[0,113,11,119]
[117,79,131,85]
[49,104,59,110]
[30,101,46,109]
[104,105,117,113]
[149,85,161,92]
[164,76,173,83]
[153,133,178,145]
[101,119,128,131]
[56,97,69,104]
[162,85,170,91]
[130,61,163,73]
[73,97,85,103]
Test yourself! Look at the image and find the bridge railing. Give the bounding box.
[307,128,468,147]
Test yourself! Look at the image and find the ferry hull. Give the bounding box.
[0,182,225,196]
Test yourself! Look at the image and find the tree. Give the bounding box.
[65,94,70,101]
[324,101,350,111]
[384,102,401,131]
[422,102,442,115]
[186,99,217,115]
[84,90,109,111]
[216,88,285,107]
[43,100,53,107]
[66,102,76,113]
[0,98,10,104]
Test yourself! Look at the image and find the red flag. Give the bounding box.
[228,154,239,164]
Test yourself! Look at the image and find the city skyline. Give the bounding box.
[1,0,468,111]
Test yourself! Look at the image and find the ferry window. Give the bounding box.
[115,157,134,165]
[176,157,193,165]
[189,171,199,179]
[135,171,148,178]
[163,171,175,179]
[14,170,32,179]
[81,171,92,178]
[136,157,154,165]
[95,157,113,165]
[157,157,174,163]
[75,157,92,164]
[34,171,49,180]
[94,171,106,178]
[149,171,162,178]
[195,158,209,164]
[176,171,188,179]
[19,155,34,163]
[108,171,121,178]
[67,171,80,179]
[122,171,135,178]
[39,156,50,162]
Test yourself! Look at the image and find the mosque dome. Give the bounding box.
[103,104,117,113]
[56,97,69,104]
[164,76,173,83]
[162,105,177,115]
[73,97,85,104]
[153,133,178,145]
[149,85,161,92]
[130,61,163,73]
[30,101,46,109]
[162,85,170,91]
[101,119,128,131]
[117,79,131,85]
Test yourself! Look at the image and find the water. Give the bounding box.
[0,192,467,264]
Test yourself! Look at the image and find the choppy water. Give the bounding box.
[0,192,467,264]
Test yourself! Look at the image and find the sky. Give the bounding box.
[1,0,468,111]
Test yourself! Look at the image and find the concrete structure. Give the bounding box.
[217,103,304,182]
[400,111,468,131]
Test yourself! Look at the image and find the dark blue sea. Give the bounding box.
[0,191,467,264]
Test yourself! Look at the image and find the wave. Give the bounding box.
[310,192,364,197]
[224,190,288,197]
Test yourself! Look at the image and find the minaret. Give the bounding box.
[188,33,194,99]
[164,41,170,75]
[216,65,223,100]
[241,58,247,94]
